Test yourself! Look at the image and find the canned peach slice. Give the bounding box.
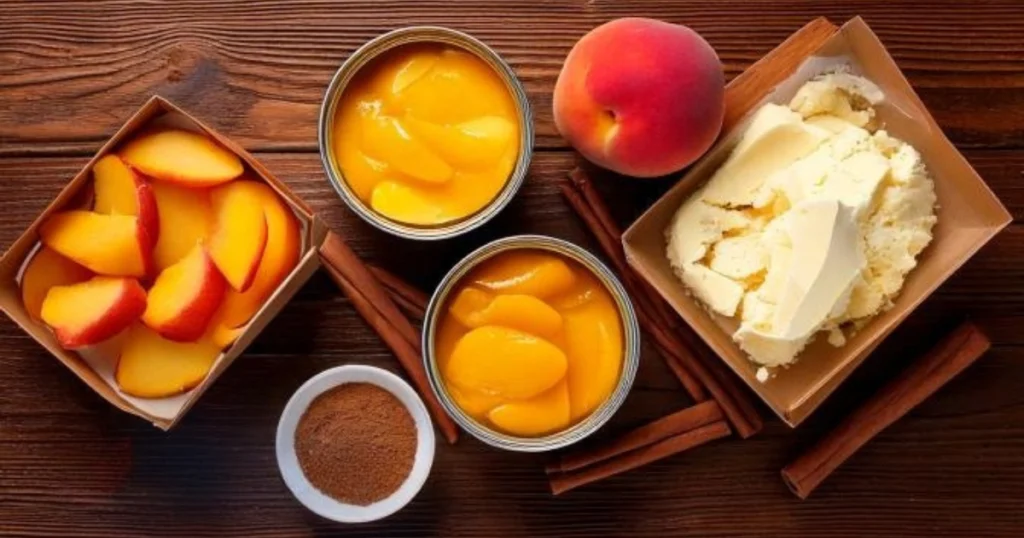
[446,326,567,400]
[488,381,571,437]
[471,252,576,299]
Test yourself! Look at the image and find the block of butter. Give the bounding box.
[667,72,937,368]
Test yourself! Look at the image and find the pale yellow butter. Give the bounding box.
[666,73,937,368]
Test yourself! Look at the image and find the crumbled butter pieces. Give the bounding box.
[666,72,937,367]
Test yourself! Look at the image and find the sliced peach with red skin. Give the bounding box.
[116,324,221,398]
[207,180,269,292]
[150,181,213,272]
[206,182,300,346]
[40,276,147,349]
[142,245,226,342]
[120,129,243,187]
[39,211,152,277]
[93,154,159,249]
[21,247,93,321]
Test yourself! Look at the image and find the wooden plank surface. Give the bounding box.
[2,1,1024,536]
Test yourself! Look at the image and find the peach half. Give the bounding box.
[142,245,226,342]
[40,276,147,349]
[93,154,160,250]
[553,17,725,177]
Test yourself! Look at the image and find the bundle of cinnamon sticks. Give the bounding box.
[560,167,762,439]
[318,231,458,444]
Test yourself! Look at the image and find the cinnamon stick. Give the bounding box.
[369,265,428,321]
[781,322,991,499]
[320,232,420,351]
[319,232,459,444]
[549,420,731,495]
[546,400,724,475]
[560,173,762,438]
[569,168,679,329]
[558,182,706,402]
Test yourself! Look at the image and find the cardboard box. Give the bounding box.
[623,18,1012,426]
[0,96,328,429]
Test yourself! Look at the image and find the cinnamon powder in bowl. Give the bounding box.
[276,365,436,523]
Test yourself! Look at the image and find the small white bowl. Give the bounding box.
[276,365,435,523]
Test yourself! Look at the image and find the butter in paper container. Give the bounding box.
[623,17,1012,426]
[0,96,328,430]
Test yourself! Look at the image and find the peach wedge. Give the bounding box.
[116,324,221,398]
[93,154,159,249]
[208,182,300,345]
[143,245,226,342]
[150,181,213,272]
[40,276,147,349]
[20,247,93,321]
[120,129,243,187]
[208,180,269,292]
[39,210,152,277]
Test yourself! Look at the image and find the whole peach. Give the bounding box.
[553,18,725,178]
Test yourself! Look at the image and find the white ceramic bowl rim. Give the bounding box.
[275,365,435,523]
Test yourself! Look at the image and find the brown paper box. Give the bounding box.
[0,96,328,430]
[623,18,1012,427]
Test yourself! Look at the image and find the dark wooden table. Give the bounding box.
[2,1,1023,536]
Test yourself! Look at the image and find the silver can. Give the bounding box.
[422,235,641,452]
[318,27,534,240]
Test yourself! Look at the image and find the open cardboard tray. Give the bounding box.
[0,96,328,430]
[623,17,1012,427]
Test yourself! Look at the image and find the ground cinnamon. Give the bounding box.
[781,321,992,499]
[319,231,459,444]
[296,383,416,506]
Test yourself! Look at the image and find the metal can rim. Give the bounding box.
[422,235,642,452]
[317,26,534,241]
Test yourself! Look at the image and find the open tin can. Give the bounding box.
[422,235,641,452]
[318,26,534,240]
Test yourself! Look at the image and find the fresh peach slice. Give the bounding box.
[40,276,146,349]
[150,181,213,272]
[116,324,221,398]
[208,180,269,292]
[120,129,243,187]
[21,247,93,321]
[445,326,567,400]
[207,182,300,341]
[563,291,623,422]
[142,245,226,342]
[488,381,571,437]
[472,252,577,299]
[93,154,159,249]
[39,211,151,277]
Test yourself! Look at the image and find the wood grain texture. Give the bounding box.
[2,1,1024,536]
[2,1,1024,155]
